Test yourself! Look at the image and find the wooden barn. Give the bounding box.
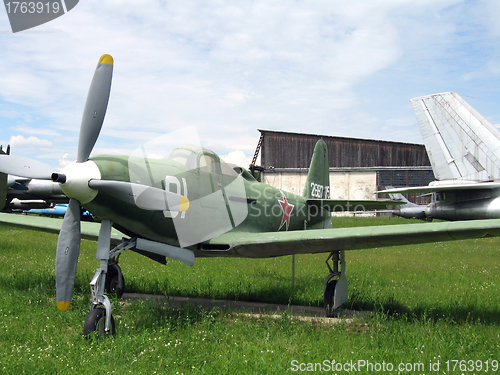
[253,130,434,205]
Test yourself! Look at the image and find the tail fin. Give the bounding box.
[303,139,330,199]
[385,186,417,207]
[411,92,500,181]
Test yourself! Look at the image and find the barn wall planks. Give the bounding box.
[259,130,431,169]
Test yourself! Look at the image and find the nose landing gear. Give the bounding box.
[83,223,135,337]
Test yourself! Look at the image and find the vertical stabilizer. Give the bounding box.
[411,92,500,181]
[303,139,330,199]
[385,186,418,207]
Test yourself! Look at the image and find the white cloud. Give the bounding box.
[58,153,72,168]
[219,150,252,168]
[0,0,499,168]
[9,135,52,148]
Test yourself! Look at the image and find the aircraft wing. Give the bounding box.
[377,181,500,194]
[203,219,500,258]
[411,92,500,181]
[307,198,403,211]
[0,213,124,244]
[3,213,500,261]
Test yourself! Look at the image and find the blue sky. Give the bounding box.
[1,0,500,169]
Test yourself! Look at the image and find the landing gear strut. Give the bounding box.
[323,250,348,317]
[84,220,114,337]
[83,222,136,337]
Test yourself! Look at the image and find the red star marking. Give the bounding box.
[278,191,294,231]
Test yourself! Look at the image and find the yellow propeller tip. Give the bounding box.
[180,196,190,212]
[99,54,113,65]
[57,301,71,311]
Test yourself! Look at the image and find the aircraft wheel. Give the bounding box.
[105,264,125,298]
[323,279,337,317]
[83,307,115,338]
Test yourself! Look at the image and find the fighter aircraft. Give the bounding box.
[378,92,500,221]
[2,58,500,337]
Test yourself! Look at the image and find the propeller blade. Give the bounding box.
[77,54,113,163]
[88,179,190,211]
[0,155,57,179]
[55,198,81,311]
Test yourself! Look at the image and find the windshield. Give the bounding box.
[168,146,238,177]
[167,148,197,169]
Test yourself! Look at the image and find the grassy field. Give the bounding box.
[0,216,499,374]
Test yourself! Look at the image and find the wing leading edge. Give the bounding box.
[203,219,500,258]
[0,213,124,244]
[377,181,500,195]
[3,213,500,262]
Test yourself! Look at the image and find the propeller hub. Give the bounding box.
[58,161,101,204]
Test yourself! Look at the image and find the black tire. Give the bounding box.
[323,279,337,317]
[83,307,116,337]
[105,264,125,298]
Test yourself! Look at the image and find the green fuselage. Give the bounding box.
[85,153,330,251]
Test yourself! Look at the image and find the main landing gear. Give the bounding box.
[83,220,136,337]
[106,259,125,298]
[323,250,348,317]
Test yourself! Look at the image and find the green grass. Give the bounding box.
[1,217,499,374]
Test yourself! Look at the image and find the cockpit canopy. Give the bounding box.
[168,146,238,177]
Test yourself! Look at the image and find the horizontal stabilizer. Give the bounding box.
[307,198,403,212]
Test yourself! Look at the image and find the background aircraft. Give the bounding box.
[379,92,500,221]
[380,186,428,220]
[23,204,94,220]
[24,204,67,217]
[0,145,68,212]
[1,59,500,337]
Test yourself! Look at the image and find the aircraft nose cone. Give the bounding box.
[57,160,101,204]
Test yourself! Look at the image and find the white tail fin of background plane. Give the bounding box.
[411,92,500,182]
[385,186,418,207]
